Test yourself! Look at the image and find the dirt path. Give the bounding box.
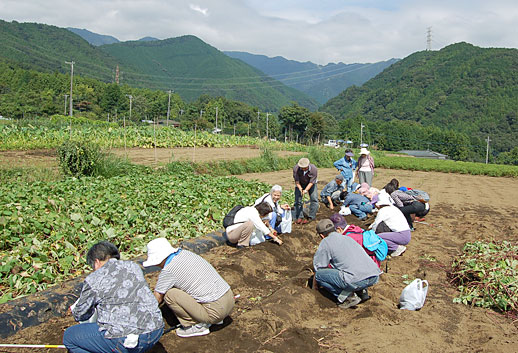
[0,147,302,169]
[3,169,518,352]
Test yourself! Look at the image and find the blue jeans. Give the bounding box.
[63,323,163,353]
[315,268,379,303]
[349,203,373,220]
[294,184,318,220]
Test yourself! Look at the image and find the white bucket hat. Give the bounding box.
[376,192,392,207]
[297,157,310,168]
[143,238,178,267]
[360,147,370,155]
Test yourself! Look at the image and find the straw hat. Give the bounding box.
[297,157,310,168]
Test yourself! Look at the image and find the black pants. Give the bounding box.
[399,201,425,229]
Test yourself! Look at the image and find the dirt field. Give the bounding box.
[2,164,518,351]
[0,147,302,169]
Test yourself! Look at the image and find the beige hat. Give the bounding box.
[143,238,178,267]
[360,147,370,155]
[298,157,310,168]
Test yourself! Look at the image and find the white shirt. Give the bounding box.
[369,205,410,232]
[226,206,270,235]
[254,193,282,221]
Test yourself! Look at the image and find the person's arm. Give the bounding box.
[154,291,164,304]
[313,243,331,271]
[71,281,96,322]
[391,192,404,208]
[251,210,283,244]
[327,196,334,209]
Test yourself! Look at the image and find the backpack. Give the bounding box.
[362,229,388,261]
[223,205,244,228]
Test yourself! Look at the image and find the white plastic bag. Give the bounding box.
[70,299,98,323]
[280,210,292,234]
[339,205,351,216]
[399,278,429,310]
[249,229,266,246]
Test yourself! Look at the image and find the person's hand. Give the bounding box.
[281,204,291,210]
[302,189,306,197]
[273,237,283,245]
[330,204,334,210]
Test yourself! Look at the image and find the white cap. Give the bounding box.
[143,238,178,267]
[360,147,370,155]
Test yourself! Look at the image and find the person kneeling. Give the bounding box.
[63,241,164,353]
[144,238,235,338]
[313,220,382,308]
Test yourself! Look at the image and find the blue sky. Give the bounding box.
[1,0,517,64]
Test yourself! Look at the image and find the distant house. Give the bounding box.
[398,150,448,159]
[157,120,181,128]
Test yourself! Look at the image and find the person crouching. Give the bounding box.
[144,238,235,338]
[312,220,382,308]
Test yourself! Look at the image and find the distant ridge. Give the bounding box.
[225,51,398,104]
[67,27,120,46]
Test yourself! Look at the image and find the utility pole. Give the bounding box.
[64,94,68,115]
[426,27,432,51]
[215,106,218,132]
[360,123,365,147]
[257,110,261,137]
[266,112,270,140]
[65,61,75,117]
[126,95,133,121]
[485,135,491,164]
[166,90,172,126]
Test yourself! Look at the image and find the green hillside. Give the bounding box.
[321,42,518,156]
[67,28,120,46]
[0,20,122,82]
[100,35,318,111]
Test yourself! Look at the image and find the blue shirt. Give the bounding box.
[343,193,370,207]
[334,157,357,179]
[320,180,344,198]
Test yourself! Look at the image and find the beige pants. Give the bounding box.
[226,220,254,247]
[164,288,235,327]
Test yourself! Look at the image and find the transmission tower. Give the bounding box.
[426,27,432,51]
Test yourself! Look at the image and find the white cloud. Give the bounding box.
[189,4,209,16]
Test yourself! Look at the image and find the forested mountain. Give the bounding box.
[0,20,124,82]
[225,51,398,104]
[100,36,317,111]
[0,20,316,111]
[321,42,518,158]
[67,28,120,46]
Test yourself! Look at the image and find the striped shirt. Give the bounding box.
[155,250,230,303]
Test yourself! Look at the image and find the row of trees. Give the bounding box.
[1,60,515,163]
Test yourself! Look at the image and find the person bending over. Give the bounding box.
[63,241,164,353]
[320,174,345,210]
[313,219,381,309]
[144,238,235,338]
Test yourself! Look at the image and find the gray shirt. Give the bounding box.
[72,258,164,338]
[313,232,382,284]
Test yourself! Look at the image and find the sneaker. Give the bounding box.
[295,218,303,224]
[300,219,309,225]
[391,245,407,257]
[176,323,210,338]
[337,293,361,309]
[356,289,371,303]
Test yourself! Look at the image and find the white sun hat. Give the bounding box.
[359,147,370,155]
[143,238,178,267]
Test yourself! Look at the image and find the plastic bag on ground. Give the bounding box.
[399,278,429,310]
[339,206,352,216]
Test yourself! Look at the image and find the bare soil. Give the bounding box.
[2,164,518,352]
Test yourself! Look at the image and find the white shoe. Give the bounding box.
[391,245,407,257]
[176,323,210,338]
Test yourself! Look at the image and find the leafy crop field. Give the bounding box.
[0,117,302,150]
[0,168,270,303]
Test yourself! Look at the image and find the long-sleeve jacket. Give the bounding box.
[320,180,344,199]
[390,190,417,208]
[334,157,357,180]
[343,193,370,207]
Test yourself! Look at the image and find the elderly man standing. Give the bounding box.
[320,174,345,210]
[63,241,164,353]
[144,238,234,338]
[293,157,318,224]
[313,219,382,308]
